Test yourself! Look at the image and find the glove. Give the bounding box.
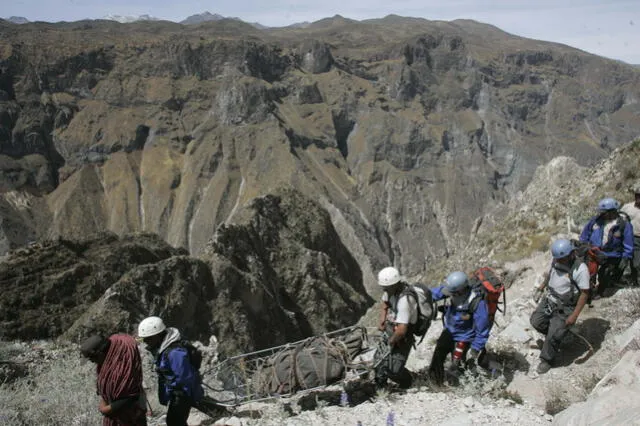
[532,288,544,303]
[465,349,479,370]
[619,258,630,272]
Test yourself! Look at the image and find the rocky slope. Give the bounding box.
[427,138,640,278]
[0,188,371,356]
[1,16,639,285]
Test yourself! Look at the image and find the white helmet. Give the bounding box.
[378,266,402,287]
[138,316,166,338]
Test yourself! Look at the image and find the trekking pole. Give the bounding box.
[372,345,391,369]
[567,328,594,364]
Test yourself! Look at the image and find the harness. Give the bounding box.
[387,284,418,342]
[544,259,584,312]
[440,290,482,328]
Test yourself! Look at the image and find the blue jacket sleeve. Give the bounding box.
[431,285,448,302]
[623,222,634,259]
[167,348,199,399]
[579,219,595,244]
[471,300,491,351]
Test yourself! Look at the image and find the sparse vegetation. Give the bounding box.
[544,385,571,415]
[499,389,524,405]
[0,345,97,426]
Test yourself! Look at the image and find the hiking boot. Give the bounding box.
[537,360,551,375]
[592,294,601,301]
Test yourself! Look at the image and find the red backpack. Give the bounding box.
[468,267,506,324]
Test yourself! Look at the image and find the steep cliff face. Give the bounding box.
[1,17,639,283]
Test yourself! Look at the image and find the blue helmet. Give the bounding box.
[551,238,574,259]
[444,271,469,295]
[598,197,620,212]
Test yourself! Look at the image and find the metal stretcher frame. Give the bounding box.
[201,325,385,407]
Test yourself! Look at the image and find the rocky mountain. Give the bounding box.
[0,15,639,289]
[102,14,159,23]
[180,12,227,25]
[6,17,29,25]
[180,12,267,29]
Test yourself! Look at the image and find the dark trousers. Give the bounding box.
[166,395,191,426]
[374,337,413,388]
[427,329,485,385]
[529,298,571,363]
[597,257,623,296]
[631,236,640,285]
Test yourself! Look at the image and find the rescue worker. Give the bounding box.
[80,334,147,426]
[579,197,634,299]
[530,238,589,374]
[428,271,491,385]
[375,266,417,389]
[138,316,203,426]
[621,183,640,286]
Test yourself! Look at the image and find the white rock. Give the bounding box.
[614,318,640,354]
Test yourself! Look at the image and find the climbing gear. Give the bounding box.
[138,316,166,338]
[551,238,574,259]
[378,267,402,287]
[598,197,620,212]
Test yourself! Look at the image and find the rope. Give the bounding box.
[97,334,143,402]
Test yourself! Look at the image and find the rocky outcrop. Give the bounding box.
[0,232,185,340]
[204,189,374,354]
[63,255,216,343]
[297,40,334,74]
[553,350,640,425]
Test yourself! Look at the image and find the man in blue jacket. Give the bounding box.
[428,271,491,385]
[138,316,203,426]
[579,197,634,299]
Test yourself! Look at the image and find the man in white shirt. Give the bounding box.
[530,238,589,374]
[621,183,640,286]
[375,266,418,389]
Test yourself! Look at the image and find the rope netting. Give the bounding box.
[203,326,383,406]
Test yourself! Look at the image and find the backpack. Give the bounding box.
[165,340,203,371]
[571,239,606,277]
[394,283,435,344]
[468,267,506,324]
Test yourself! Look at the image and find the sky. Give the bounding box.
[4,0,640,64]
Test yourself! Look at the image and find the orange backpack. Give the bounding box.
[468,267,506,324]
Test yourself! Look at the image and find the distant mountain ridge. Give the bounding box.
[7,16,29,24]
[102,14,159,23]
[179,11,267,28]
